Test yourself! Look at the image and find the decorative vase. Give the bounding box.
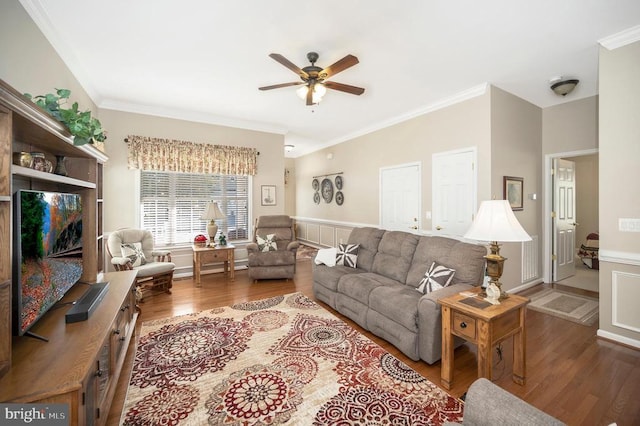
[54,155,68,176]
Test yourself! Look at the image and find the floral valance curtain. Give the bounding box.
[126,135,258,176]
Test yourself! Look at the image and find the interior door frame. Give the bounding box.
[543,148,598,283]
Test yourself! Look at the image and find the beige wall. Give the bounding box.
[0,1,96,122]
[294,91,492,228]
[99,110,285,233]
[542,96,599,155]
[598,41,640,346]
[490,87,542,291]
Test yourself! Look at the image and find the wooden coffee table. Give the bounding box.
[192,244,235,286]
[438,288,529,390]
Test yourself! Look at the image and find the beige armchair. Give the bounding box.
[106,228,175,301]
[246,215,299,281]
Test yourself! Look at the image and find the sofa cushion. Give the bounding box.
[336,243,359,268]
[346,227,385,272]
[313,263,362,292]
[371,231,420,283]
[407,236,486,288]
[369,285,421,333]
[337,272,392,302]
[256,234,277,252]
[416,261,456,294]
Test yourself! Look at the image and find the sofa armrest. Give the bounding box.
[463,378,565,425]
[421,283,474,307]
[246,242,259,254]
[287,241,300,251]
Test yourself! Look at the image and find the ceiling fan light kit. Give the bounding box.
[259,51,365,106]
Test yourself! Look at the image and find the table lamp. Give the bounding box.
[464,200,531,299]
[200,202,225,245]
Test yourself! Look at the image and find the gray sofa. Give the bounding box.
[312,227,486,364]
[446,378,565,425]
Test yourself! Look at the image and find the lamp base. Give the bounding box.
[485,241,509,299]
[207,222,219,245]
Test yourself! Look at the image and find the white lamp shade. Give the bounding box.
[464,200,531,242]
[200,202,225,220]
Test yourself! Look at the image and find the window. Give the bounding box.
[140,171,249,246]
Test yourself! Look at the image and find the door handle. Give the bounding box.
[571,222,579,226]
[409,225,418,230]
[435,226,443,231]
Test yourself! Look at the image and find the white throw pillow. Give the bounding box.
[336,243,359,268]
[256,234,277,252]
[314,247,338,267]
[416,261,456,294]
[121,242,147,267]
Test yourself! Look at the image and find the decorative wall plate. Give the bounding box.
[335,175,343,190]
[313,192,320,204]
[321,178,334,203]
[312,178,319,191]
[335,191,344,205]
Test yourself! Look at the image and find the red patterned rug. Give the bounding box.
[121,293,463,425]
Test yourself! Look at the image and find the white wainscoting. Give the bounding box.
[294,217,376,248]
[612,270,640,333]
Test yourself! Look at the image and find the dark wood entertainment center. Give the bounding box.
[0,80,138,425]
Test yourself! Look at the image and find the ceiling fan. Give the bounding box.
[259,52,365,106]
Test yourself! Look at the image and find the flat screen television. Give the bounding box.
[13,189,83,338]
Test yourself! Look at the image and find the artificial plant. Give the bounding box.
[24,88,107,146]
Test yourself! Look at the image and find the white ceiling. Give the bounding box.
[20,0,640,157]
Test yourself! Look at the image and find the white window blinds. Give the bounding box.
[140,171,249,246]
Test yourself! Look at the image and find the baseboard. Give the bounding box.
[509,279,544,294]
[597,329,640,350]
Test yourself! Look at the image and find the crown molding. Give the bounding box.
[293,83,489,158]
[99,99,288,135]
[598,25,640,50]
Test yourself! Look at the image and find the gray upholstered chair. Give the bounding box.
[246,215,299,281]
[444,378,565,425]
[106,228,175,301]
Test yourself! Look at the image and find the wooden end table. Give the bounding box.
[438,288,529,390]
[192,244,235,286]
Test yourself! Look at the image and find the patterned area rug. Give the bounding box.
[527,288,599,326]
[296,244,319,261]
[121,293,463,425]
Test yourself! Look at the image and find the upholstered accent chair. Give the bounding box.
[106,228,175,301]
[246,215,299,281]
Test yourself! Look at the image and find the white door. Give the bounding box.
[432,148,476,236]
[553,158,577,281]
[380,163,421,232]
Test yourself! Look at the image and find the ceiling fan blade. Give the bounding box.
[259,82,304,91]
[324,81,365,95]
[269,53,309,79]
[306,82,314,106]
[320,54,359,79]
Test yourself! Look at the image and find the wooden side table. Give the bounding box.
[192,244,235,286]
[438,288,529,390]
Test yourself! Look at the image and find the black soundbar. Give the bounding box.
[65,282,110,323]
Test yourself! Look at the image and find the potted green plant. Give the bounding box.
[24,88,107,146]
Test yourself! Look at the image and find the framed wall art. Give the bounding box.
[503,176,523,211]
[261,185,277,206]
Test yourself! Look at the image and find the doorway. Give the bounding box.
[543,149,599,292]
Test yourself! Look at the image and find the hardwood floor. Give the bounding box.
[107,261,640,426]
